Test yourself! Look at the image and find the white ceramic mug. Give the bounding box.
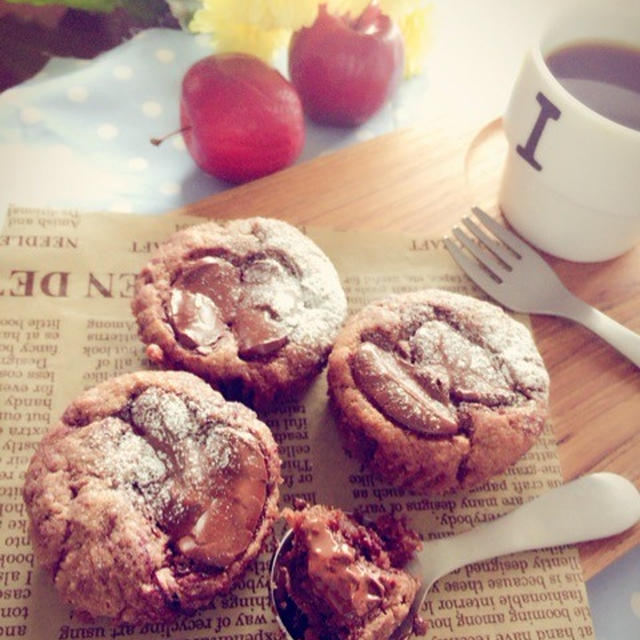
[499,2,640,262]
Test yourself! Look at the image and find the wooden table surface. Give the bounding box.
[175,116,640,582]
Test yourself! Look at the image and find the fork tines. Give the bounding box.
[444,206,522,286]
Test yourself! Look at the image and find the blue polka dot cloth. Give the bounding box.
[0,28,426,226]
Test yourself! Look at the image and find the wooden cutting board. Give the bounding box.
[173,116,640,581]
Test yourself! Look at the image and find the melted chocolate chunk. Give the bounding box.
[352,342,458,436]
[169,289,228,353]
[168,256,297,359]
[173,435,267,566]
[302,512,385,617]
[175,257,240,321]
[129,388,268,567]
[234,308,289,359]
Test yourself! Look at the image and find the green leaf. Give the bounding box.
[120,0,172,22]
[2,0,174,21]
[2,0,122,12]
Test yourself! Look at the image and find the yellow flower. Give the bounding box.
[190,16,289,62]
[189,0,433,76]
[384,2,433,76]
[190,0,319,32]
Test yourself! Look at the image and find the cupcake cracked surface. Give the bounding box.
[328,289,550,494]
[22,370,281,623]
[131,217,347,410]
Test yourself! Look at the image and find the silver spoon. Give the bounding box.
[270,472,640,640]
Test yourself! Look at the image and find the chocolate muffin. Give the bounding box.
[22,370,281,623]
[327,289,550,494]
[273,504,422,640]
[131,217,347,409]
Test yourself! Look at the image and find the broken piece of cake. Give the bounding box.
[273,503,423,640]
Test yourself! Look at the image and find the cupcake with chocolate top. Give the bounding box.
[328,289,550,494]
[131,217,347,409]
[22,370,281,623]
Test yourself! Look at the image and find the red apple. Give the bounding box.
[180,53,305,183]
[288,3,404,127]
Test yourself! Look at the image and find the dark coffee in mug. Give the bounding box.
[545,41,640,131]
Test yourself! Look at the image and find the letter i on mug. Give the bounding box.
[516,92,561,171]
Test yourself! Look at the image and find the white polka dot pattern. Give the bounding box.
[128,157,149,171]
[155,48,176,63]
[172,136,187,151]
[67,86,89,102]
[20,106,42,124]
[159,181,181,195]
[142,101,164,118]
[97,123,119,140]
[113,64,134,80]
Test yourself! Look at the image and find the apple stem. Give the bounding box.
[150,126,191,146]
[355,2,382,32]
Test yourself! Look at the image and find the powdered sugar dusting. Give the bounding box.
[131,387,197,443]
[203,427,234,470]
[482,313,550,393]
[251,218,347,348]
[86,416,171,518]
[423,291,548,400]
[241,257,303,321]
[412,320,517,405]
[79,388,261,527]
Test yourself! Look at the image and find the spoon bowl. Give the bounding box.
[270,472,640,640]
[269,528,308,639]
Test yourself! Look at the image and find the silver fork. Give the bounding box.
[444,206,640,368]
